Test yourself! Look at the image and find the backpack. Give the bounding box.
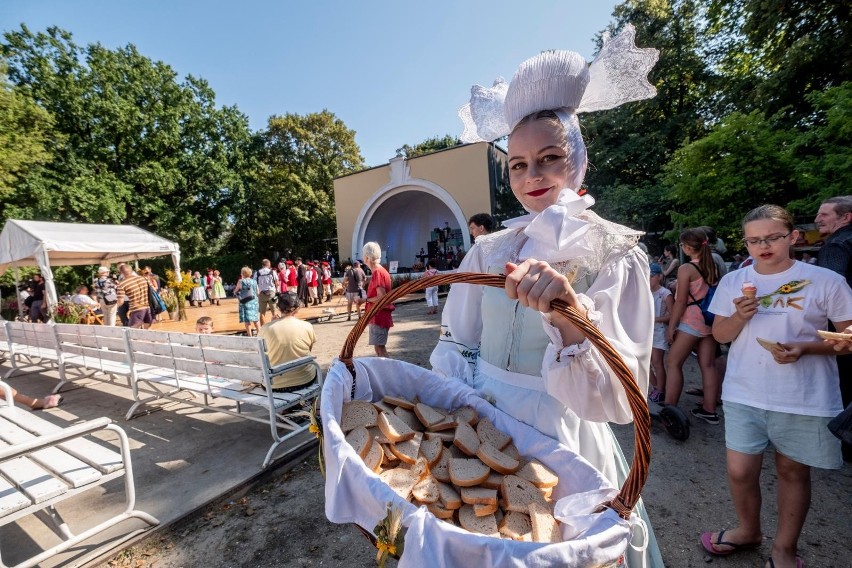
[256,268,276,292]
[687,264,717,326]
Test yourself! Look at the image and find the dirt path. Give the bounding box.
[102,299,852,568]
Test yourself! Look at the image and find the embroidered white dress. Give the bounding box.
[430,190,663,567]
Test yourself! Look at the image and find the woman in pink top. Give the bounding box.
[663,228,722,424]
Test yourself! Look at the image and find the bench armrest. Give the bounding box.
[0,416,113,461]
[0,381,14,409]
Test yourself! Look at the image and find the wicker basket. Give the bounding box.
[325,271,651,565]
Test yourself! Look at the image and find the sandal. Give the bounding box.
[686,388,704,397]
[32,394,63,411]
[700,530,762,556]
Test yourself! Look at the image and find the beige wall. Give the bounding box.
[333,142,501,264]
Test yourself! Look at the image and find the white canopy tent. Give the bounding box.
[0,220,181,319]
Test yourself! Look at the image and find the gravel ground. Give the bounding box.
[101,299,852,568]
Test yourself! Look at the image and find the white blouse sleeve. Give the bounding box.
[429,247,485,386]
[540,247,653,424]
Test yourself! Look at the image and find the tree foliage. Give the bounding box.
[395,134,461,159]
[1,25,253,256]
[228,111,364,260]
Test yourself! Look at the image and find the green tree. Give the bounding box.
[395,134,461,159]
[0,60,57,207]
[230,111,363,260]
[583,0,712,234]
[1,25,254,256]
[705,0,851,119]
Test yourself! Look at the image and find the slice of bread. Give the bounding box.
[393,406,425,432]
[372,400,396,415]
[481,472,504,490]
[432,449,452,483]
[414,402,446,428]
[340,400,378,432]
[367,426,391,445]
[419,435,444,467]
[377,410,416,443]
[458,505,499,537]
[426,501,455,520]
[446,443,468,460]
[453,421,480,456]
[345,426,373,460]
[474,502,498,517]
[477,417,512,450]
[449,458,491,487]
[502,443,520,462]
[453,406,478,426]
[515,459,559,489]
[363,438,384,473]
[460,486,498,505]
[498,511,532,541]
[427,415,458,432]
[477,442,521,475]
[381,443,399,466]
[425,430,455,443]
[437,482,461,509]
[382,395,415,409]
[389,432,423,464]
[502,475,550,514]
[412,475,440,504]
[379,457,428,500]
[528,502,562,543]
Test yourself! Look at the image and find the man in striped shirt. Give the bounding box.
[117,264,152,329]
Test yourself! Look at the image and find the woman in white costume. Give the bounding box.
[430,25,664,567]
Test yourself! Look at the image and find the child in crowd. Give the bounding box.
[196,316,214,334]
[700,204,852,568]
[649,262,672,403]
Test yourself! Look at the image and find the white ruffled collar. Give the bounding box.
[502,189,596,263]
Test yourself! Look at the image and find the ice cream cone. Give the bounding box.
[742,282,757,299]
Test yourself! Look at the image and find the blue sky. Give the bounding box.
[2,1,618,167]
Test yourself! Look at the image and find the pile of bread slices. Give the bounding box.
[341,396,562,543]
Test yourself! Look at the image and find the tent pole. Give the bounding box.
[13,266,22,321]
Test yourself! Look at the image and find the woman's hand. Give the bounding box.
[772,343,803,364]
[666,326,677,345]
[505,260,585,346]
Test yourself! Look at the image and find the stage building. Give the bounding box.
[333,142,508,271]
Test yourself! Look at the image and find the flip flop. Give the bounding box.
[767,556,804,568]
[700,530,762,556]
[686,388,704,396]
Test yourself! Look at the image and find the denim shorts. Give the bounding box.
[724,401,841,469]
[677,322,708,338]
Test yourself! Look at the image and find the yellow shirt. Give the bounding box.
[258,316,316,388]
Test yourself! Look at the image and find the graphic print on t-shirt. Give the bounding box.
[757,279,811,310]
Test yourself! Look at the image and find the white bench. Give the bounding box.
[52,323,137,391]
[125,329,323,468]
[0,381,158,568]
[2,322,67,388]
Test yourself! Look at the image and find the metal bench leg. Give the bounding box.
[34,506,75,540]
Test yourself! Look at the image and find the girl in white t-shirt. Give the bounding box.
[700,205,852,568]
[649,262,672,402]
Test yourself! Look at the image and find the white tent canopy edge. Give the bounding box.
[0,219,181,320]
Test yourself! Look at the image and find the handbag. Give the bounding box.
[236,281,256,304]
[147,284,167,315]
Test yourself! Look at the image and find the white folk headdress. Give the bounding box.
[458,24,659,143]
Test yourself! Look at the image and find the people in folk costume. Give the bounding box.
[321,261,333,302]
[286,260,298,294]
[190,271,207,307]
[205,268,215,302]
[210,270,225,306]
[307,262,320,306]
[429,25,663,566]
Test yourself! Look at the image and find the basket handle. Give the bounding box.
[339,271,650,519]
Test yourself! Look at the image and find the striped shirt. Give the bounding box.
[118,274,150,313]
